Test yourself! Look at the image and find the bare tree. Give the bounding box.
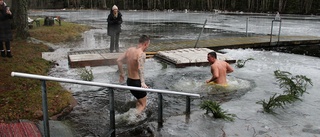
[13,0,29,39]
[22,0,320,14]
[303,0,313,14]
[206,0,212,11]
[278,0,284,12]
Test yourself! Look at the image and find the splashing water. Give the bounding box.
[115,108,148,126]
[171,75,252,94]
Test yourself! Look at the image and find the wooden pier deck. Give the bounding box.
[146,35,320,52]
[68,36,320,68]
[155,48,235,68]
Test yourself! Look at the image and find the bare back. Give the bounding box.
[124,47,145,79]
[211,60,233,85]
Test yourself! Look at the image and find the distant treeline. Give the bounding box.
[7,0,320,14]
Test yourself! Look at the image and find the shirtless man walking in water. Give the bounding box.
[206,51,234,85]
[117,35,150,114]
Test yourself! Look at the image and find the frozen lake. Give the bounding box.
[29,10,320,136]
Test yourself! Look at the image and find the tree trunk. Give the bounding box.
[231,0,236,9]
[304,0,313,14]
[13,0,29,39]
[279,0,283,12]
[141,0,144,9]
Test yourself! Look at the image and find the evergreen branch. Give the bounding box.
[236,58,254,68]
[200,100,235,121]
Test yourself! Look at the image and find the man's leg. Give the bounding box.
[136,96,147,114]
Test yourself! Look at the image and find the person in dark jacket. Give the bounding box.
[0,0,13,58]
[107,5,122,53]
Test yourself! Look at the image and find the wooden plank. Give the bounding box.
[100,53,123,66]
[155,48,234,68]
[68,53,124,68]
[0,122,42,137]
[68,54,105,68]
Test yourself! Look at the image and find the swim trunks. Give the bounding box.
[127,78,147,99]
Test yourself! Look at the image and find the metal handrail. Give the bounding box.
[11,72,200,137]
[270,19,282,45]
[11,72,200,97]
[194,19,207,48]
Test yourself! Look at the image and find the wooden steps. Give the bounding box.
[0,121,42,137]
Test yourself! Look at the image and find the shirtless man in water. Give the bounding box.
[117,35,150,114]
[206,51,234,85]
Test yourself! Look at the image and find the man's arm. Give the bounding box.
[138,52,148,88]
[226,63,234,73]
[117,52,126,83]
[206,65,219,83]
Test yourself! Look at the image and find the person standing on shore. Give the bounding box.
[117,35,150,114]
[107,5,122,53]
[0,0,13,58]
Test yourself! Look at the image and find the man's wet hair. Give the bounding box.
[139,35,150,43]
[208,51,217,59]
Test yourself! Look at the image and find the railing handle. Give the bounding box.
[109,88,115,137]
[186,96,191,114]
[41,80,50,137]
[158,93,163,125]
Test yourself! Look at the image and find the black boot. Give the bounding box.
[1,51,5,57]
[6,51,12,58]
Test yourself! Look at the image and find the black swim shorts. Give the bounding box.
[127,78,147,99]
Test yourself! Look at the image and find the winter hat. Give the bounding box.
[112,5,118,10]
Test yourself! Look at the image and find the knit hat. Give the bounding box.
[112,5,118,10]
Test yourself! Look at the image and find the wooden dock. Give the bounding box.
[68,36,320,68]
[155,48,235,68]
[146,35,320,52]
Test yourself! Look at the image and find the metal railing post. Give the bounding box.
[186,96,191,114]
[41,80,50,137]
[158,93,163,124]
[109,88,115,137]
[278,20,282,42]
[194,19,207,48]
[246,17,249,37]
[270,19,282,45]
[270,20,274,44]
